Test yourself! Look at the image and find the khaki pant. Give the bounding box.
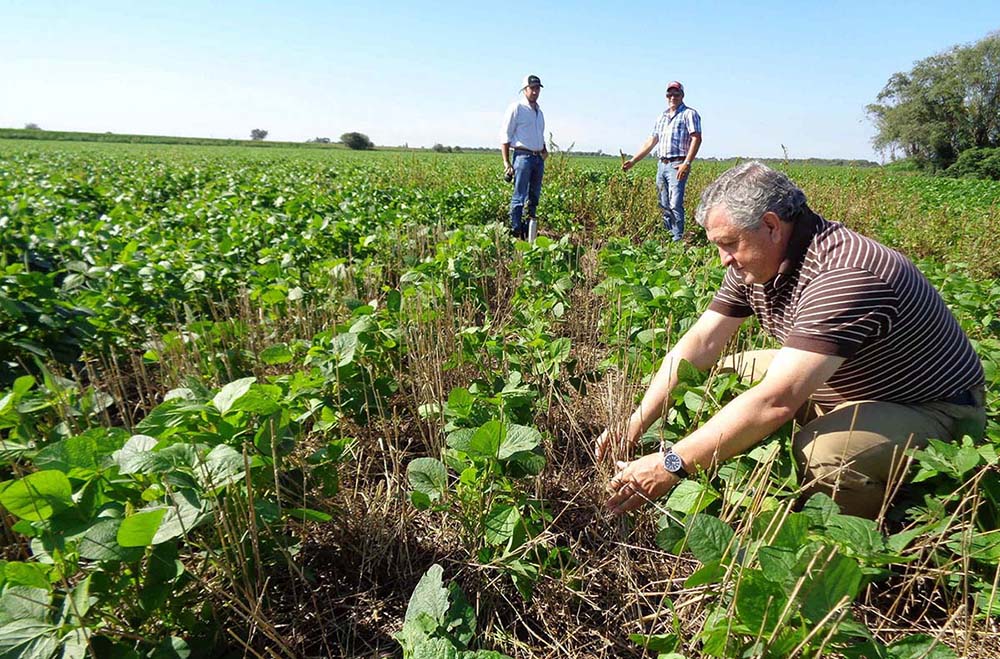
[722,350,987,519]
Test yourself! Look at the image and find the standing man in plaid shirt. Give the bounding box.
[623,81,702,242]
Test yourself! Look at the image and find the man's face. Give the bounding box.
[524,85,541,103]
[666,89,683,108]
[705,206,786,285]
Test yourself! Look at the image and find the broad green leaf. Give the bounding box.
[404,564,449,625]
[212,377,256,416]
[0,586,51,625]
[758,546,799,584]
[686,513,735,564]
[117,509,166,547]
[800,552,863,623]
[0,470,73,521]
[684,561,725,588]
[484,504,520,546]
[886,634,957,659]
[467,421,503,458]
[4,562,51,590]
[628,632,679,653]
[665,479,719,515]
[259,344,294,365]
[801,492,840,528]
[826,514,885,558]
[408,458,448,501]
[79,519,143,562]
[113,434,160,475]
[446,428,475,453]
[151,490,209,544]
[734,569,788,636]
[0,619,59,658]
[498,424,540,460]
[148,636,191,659]
[33,428,128,474]
[198,444,245,490]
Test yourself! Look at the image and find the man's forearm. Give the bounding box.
[501,143,512,167]
[684,134,702,164]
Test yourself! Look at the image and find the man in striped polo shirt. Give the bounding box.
[623,81,702,242]
[599,161,985,519]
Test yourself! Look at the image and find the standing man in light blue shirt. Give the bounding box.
[501,75,548,239]
[623,81,702,242]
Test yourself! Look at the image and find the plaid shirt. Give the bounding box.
[652,103,701,159]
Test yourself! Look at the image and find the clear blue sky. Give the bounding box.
[2,1,996,160]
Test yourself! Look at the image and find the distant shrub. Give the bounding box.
[945,147,1000,181]
[250,128,268,141]
[341,132,374,150]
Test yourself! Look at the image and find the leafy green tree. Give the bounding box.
[340,132,374,150]
[867,31,1000,170]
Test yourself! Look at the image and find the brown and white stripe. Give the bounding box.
[709,213,984,407]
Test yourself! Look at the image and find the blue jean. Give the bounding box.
[510,152,544,236]
[656,160,687,241]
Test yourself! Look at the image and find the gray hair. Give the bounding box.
[694,160,808,230]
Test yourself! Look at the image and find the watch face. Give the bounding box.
[664,451,683,473]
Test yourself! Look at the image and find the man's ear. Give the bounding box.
[761,211,783,243]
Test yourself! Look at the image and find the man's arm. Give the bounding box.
[622,135,659,172]
[596,310,746,460]
[675,132,702,181]
[606,347,845,515]
[501,143,513,177]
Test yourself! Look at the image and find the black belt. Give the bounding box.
[514,147,544,156]
[660,156,686,163]
[942,389,977,406]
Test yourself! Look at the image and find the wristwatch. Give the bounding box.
[661,447,689,479]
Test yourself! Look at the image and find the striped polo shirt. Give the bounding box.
[708,210,984,407]
[652,104,701,159]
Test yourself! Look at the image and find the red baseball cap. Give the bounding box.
[666,81,684,93]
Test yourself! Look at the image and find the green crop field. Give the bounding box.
[1,138,999,658]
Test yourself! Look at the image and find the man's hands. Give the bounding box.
[676,162,691,180]
[606,452,678,516]
[621,159,635,172]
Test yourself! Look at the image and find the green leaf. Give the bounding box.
[3,563,51,590]
[801,492,840,527]
[498,424,540,460]
[887,634,957,659]
[212,377,256,416]
[79,519,143,562]
[758,546,799,584]
[628,632,679,653]
[113,434,160,475]
[198,444,245,490]
[484,505,520,546]
[665,479,719,515]
[33,428,128,474]
[826,514,885,558]
[408,458,448,501]
[150,490,209,544]
[734,569,788,636]
[684,560,726,588]
[404,564,450,625]
[0,470,73,521]
[686,513,735,564]
[117,509,166,547]
[467,421,503,459]
[0,619,59,659]
[0,586,52,624]
[800,552,863,623]
[284,507,333,522]
[148,636,191,659]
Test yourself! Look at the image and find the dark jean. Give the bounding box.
[510,151,544,237]
[656,160,687,241]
